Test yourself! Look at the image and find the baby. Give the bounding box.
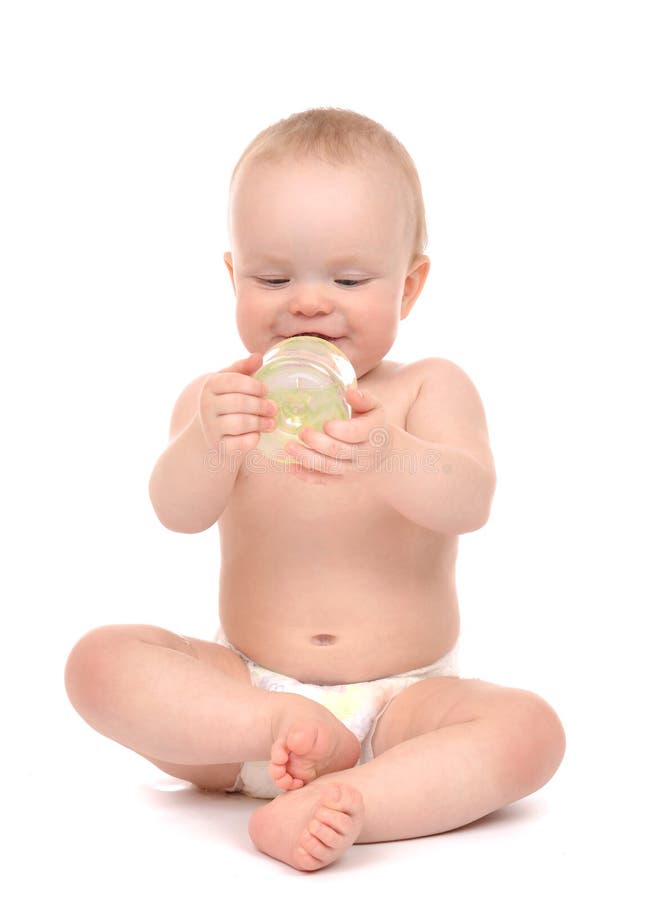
[64,108,566,872]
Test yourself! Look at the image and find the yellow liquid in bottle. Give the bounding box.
[253,336,357,462]
[269,383,347,432]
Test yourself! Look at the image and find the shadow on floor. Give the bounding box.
[138,775,542,846]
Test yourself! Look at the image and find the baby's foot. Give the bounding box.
[248,781,364,871]
[269,697,361,791]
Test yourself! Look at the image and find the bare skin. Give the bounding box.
[234,681,363,796]
[248,782,365,871]
[217,357,462,686]
[269,711,361,791]
[64,351,564,872]
[65,154,566,873]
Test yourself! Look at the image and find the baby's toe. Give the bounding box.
[320,783,365,833]
[299,829,334,864]
[315,805,352,835]
[269,761,303,791]
[286,724,319,756]
[270,739,290,765]
[308,817,341,849]
[327,782,363,815]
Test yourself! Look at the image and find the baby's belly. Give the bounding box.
[218,568,460,684]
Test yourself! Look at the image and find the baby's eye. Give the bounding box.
[258,277,368,287]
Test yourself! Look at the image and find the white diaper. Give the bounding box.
[214,626,460,799]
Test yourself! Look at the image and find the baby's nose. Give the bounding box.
[288,286,334,315]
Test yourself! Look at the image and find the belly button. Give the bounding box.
[310,634,336,646]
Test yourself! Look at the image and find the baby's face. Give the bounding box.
[224,154,429,378]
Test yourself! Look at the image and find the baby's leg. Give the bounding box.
[64,625,276,790]
[64,625,357,791]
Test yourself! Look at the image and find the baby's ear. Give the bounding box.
[400,254,430,320]
[224,252,236,292]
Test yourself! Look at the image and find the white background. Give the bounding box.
[2,1,652,896]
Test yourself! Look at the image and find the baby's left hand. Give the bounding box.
[284,387,392,484]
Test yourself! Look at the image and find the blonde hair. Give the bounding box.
[229,107,428,264]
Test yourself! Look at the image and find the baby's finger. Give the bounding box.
[323,416,381,447]
[298,426,353,461]
[219,352,263,375]
[204,371,268,397]
[212,393,277,417]
[322,418,360,442]
[285,440,344,475]
[346,386,379,410]
[326,416,391,451]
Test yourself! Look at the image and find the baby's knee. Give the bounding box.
[64,624,137,714]
[506,692,567,793]
[64,623,196,716]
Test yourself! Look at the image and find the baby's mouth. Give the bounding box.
[294,332,340,341]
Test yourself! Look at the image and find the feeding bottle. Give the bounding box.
[253,336,357,462]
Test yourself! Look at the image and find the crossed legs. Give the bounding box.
[65,625,566,871]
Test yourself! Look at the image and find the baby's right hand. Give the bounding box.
[198,352,278,455]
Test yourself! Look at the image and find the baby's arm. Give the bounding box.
[370,358,496,534]
[149,352,274,532]
[148,374,230,532]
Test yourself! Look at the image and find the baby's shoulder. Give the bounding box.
[411,355,475,382]
[368,355,475,403]
[369,356,477,424]
[402,356,494,470]
[382,355,473,391]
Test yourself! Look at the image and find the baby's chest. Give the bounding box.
[224,360,421,548]
[237,360,418,497]
[231,468,387,546]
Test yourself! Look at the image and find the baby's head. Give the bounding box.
[224,107,430,378]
